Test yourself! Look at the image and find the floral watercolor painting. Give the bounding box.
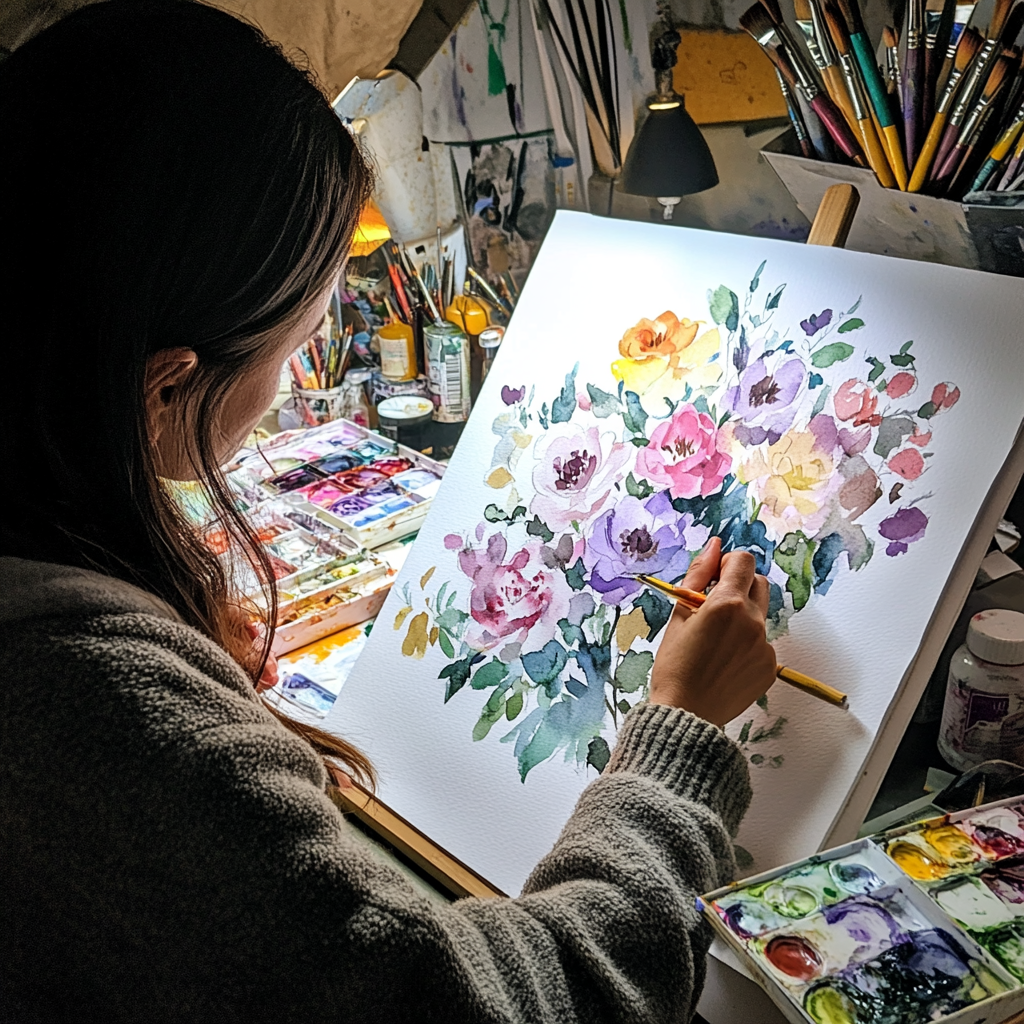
[392,260,962,786]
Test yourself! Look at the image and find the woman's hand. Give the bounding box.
[243,618,279,693]
[648,537,777,727]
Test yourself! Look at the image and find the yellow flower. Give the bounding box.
[618,311,699,361]
[612,326,723,408]
[738,428,837,538]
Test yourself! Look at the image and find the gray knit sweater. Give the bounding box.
[0,556,751,1023]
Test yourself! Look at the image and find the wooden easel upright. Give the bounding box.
[331,183,864,903]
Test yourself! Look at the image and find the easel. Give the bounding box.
[332,182,865,903]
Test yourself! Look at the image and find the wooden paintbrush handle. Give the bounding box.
[909,111,948,190]
[811,93,866,163]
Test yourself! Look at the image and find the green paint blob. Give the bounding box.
[804,983,858,1024]
[764,882,818,918]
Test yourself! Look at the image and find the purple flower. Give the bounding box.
[801,309,832,336]
[725,356,805,445]
[501,385,525,405]
[582,491,709,605]
[879,506,928,556]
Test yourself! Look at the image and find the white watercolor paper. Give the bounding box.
[327,211,1024,895]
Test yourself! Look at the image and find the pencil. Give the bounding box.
[634,574,850,710]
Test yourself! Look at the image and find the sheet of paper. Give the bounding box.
[327,211,1024,895]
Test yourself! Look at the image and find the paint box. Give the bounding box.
[700,797,1024,1023]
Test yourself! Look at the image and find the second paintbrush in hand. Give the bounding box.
[634,573,850,709]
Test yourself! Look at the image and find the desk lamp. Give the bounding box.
[620,22,719,219]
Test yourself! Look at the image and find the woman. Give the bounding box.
[0,2,777,1021]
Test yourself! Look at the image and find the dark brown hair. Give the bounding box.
[0,0,375,784]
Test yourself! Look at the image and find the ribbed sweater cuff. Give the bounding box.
[606,703,752,836]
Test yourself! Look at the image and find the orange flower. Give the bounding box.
[618,311,699,361]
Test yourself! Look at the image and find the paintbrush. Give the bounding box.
[834,0,908,185]
[884,26,903,97]
[903,0,926,165]
[933,0,1020,173]
[925,0,959,127]
[633,574,850,709]
[910,26,983,188]
[969,104,1024,190]
[997,124,1024,185]
[467,266,513,313]
[934,0,981,96]
[802,0,859,130]
[823,0,898,184]
[741,3,866,163]
[933,52,1015,186]
[776,65,818,156]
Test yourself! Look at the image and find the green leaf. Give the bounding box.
[629,436,650,448]
[625,472,654,500]
[636,588,672,640]
[774,531,817,611]
[522,640,569,685]
[890,353,914,367]
[750,260,766,293]
[750,717,788,743]
[756,694,768,712]
[558,618,584,646]
[738,720,752,744]
[622,390,648,436]
[525,515,554,543]
[472,686,507,741]
[837,318,865,334]
[811,342,855,368]
[846,296,862,315]
[586,736,611,773]
[616,699,630,715]
[750,753,765,765]
[866,356,886,383]
[899,340,914,354]
[614,649,654,693]
[437,629,455,659]
[439,653,483,701]
[586,383,620,419]
[709,285,740,332]
[551,363,578,424]
[565,557,586,591]
[505,691,524,720]
[764,284,785,311]
[483,503,527,524]
[917,400,938,419]
[470,659,510,690]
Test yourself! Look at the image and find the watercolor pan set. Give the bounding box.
[699,797,1024,1024]
[224,417,445,550]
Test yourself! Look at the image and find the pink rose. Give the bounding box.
[889,448,925,481]
[531,424,630,532]
[886,372,917,399]
[635,404,730,499]
[454,533,571,652]
[834,379,882,427]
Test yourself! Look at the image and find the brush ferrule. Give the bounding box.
[937,66,964,112]
[838,53,868,119]
[958,101,993,144]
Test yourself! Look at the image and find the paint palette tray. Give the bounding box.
[225,417,445,550]
[699,803,1024,1024]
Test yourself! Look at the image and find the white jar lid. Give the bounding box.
[966,609,1024,665]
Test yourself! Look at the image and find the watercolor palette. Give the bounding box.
[700,798,1024,1024]
[224,418,444,550]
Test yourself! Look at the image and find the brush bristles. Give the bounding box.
[983,53,1015,97]
[740,3,782,44]
[999,3,1024,44]
[759,0,785,26]
[834,0,863,35]
[823,0,851,50]
[883,25,899,48]
[793,0,813,21]
[990,0,1014,38]
[956,27,984,69]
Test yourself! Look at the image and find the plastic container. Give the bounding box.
[377,322,417,381]
[339,371,372,429]
[376,395,434,452]
[939,609,1024,771]
[479,326,504,382]
[292,385,345,427]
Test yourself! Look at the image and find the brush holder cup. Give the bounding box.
[292,385,346,427]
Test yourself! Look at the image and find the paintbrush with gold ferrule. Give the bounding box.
[909,26,983,188]
[971,102,1024,190]
[633,573,851,710]
[924,0,959,127]
[933,0,980,97]
[794,0,858,130]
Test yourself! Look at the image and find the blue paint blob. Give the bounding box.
[910,204,918,213]
[829,860,883,895]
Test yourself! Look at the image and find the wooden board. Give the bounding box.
[672,28,788,126]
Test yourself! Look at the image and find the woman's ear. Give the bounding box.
[145,347,199,472]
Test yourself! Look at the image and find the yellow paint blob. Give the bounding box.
[922,825,979,864]
[401,612,428,659]
[486,467,513,489]
[887,840,950,881]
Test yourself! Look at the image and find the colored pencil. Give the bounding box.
[633,574,850,710]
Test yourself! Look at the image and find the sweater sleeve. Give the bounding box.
[3,609,751,1024]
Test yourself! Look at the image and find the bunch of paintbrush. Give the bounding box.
[289,320,353,391]
[751,0,1024,196]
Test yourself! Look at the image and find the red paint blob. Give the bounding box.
[765,936,823,981]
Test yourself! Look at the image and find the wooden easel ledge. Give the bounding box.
[331,183,864,904]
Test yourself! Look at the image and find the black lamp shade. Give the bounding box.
[620,98,718,198]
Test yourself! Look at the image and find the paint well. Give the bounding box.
[920,824,982,865]
[886,839,951,881]
[765,935,823,981]
[934,875,1016,930]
